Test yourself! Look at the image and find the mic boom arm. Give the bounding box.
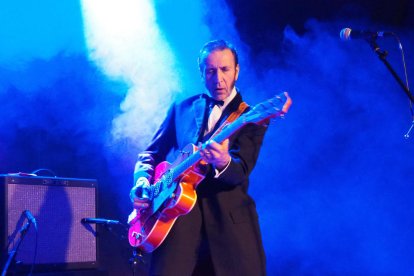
[367,37,414,103]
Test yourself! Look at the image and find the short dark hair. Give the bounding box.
[198,39,239,73]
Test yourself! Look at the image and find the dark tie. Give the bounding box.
[205,98,224,135]
[209,98,224,107]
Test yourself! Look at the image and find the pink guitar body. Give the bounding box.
[128,144,206,252]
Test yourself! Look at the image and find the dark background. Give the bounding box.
[1,0,413,275]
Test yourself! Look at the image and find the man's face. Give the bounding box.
[201,49,239,101]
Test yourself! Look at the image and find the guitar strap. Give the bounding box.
[210,101,249,140]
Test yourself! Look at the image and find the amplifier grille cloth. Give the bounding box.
[7,183,96,264]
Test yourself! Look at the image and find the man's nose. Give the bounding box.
[214,69,223,83]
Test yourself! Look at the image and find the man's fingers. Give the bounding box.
[199,139,230,165]
[133,199,150,209]
[222,139,229,149]
[206,139,229,154]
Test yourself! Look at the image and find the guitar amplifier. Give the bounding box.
[0,174,98,273]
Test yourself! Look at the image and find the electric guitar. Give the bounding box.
[128,92,292,252]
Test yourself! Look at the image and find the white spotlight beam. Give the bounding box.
[81,0,181,148]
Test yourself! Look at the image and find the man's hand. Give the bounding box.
[130,177,151,210]
[199,139,231,170]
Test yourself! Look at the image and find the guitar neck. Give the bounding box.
[211,116,246,144]
[151,92,291,198]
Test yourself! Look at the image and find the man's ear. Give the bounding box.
[235,64,240,80]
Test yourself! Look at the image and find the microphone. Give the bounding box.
[81,218,120,225]
[23,210,37,229]
[340,28,393,41]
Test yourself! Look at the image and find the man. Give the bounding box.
[130,40,267,275]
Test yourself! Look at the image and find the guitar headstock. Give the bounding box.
[244,92,292,125]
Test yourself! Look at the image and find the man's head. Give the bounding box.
[198,40,240,101]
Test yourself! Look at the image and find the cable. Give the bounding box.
[391,33,414,138]
[394,34,412,104]
[30,168,57,177]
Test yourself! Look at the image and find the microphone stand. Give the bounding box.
[1,221,32,276]
[367,38,414,103]
[81,218,146,275]
[367,38,414,138]
[95,221,146,275]
[129,247,145,276]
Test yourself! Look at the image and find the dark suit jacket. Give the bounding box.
[134,92,267,276]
